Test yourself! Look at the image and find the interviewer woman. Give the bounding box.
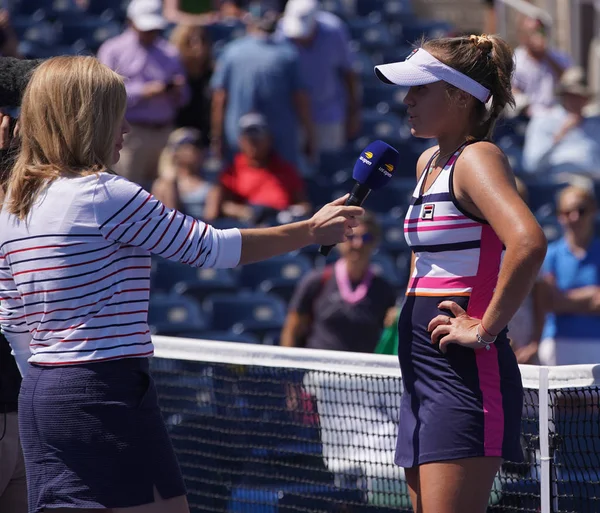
[0,56,362,513]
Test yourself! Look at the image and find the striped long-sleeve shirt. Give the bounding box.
[0,173,241,371]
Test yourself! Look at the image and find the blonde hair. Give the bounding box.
[170,25,212,75]
[5,56,127,220]
[157,127,202,176]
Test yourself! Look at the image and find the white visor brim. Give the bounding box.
[374,48,491,103]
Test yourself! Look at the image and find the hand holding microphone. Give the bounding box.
[319,140,399,256]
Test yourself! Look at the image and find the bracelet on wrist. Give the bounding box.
[476,324,497,351]
[480,322,496,339]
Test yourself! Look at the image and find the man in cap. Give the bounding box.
[207,111,311,223]
[98,0,190,188]
[210,1,315,169]
[523,66,600,177]
[279,0,359,153]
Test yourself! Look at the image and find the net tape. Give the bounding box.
[152,336,600,513]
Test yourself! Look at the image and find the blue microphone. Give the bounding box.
[319,140,399,256]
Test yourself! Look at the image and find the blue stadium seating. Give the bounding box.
[240,254,312,291]
[180,330,262,344]
[86,0,128,18]
[57,17,121,51]
[379,215,409,256]
[371,251,406,288]
[360,109,406,146]
[173,267,239,303]
[397,20,452,45]
[347,17,394,52]
[148,293,208,336]
[203,292,287,333]
[11,0,49,16]
[11,17,57,45]
[350,50,378,85]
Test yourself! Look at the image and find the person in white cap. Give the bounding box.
[374,34,547,513]
[279,0,359,153]
[98,0,190,189]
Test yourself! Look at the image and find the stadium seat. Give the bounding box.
[354,0,386,16]
[203,292,287,333]
[86,0,128,18]
[347,17,394,52]
[379,215,409,256]
[382,0,415,22]
[350,50,378,85]
[151,258,205,294]
[173,267,239,304]
[148,294,208,336]
[240,254,313,291]
[11,17,57,45]
[371,251,406,288]
[178,330,262,344]
[18,41,89,59]
[527,182,568,217]
[11,0,49,16]
[361,109,405,146]
[304,176,335,209]
[361,83,407,114]
[397,20,452,45]
[57,17,121,52]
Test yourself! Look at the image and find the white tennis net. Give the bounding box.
[152,336,600,513]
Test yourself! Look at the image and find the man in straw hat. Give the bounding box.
[523,66,600,177]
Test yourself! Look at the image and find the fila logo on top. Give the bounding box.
[421,203,435,220]
[359,151,373,166]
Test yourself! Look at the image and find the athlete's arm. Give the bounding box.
[453,142,547,336]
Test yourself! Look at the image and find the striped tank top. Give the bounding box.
[403,146,505,317]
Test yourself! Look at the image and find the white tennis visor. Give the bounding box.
[374,48,491,104]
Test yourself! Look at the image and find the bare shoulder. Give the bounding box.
[459,141,510,167]
[456,141,514,182]
[416,145,439,180]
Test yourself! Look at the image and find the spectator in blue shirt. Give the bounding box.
[522,67,600,177]
[538,185,600,365]
[210,1,316,168]
[279,0,360,153]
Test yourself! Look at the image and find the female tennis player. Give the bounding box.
[374,35,547,512]
[0,56,362,513]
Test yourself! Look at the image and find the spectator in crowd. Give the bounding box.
[171,25,214,147]
[512,16,571,117]
[152,127,217,219]
[482,0,496,35]
[281,212,397,353]
[279,0,360,153]
[98,0,190,188]
[523,67,600,177]
[0,10,20,58]
[206,112,311,223]
[510,178,545,364]
[210,1,315,168]
[537,185,600,365]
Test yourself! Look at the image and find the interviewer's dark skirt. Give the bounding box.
[19,357,186,513]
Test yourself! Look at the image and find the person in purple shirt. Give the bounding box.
[97,0,190,189]
[279,0,360,153]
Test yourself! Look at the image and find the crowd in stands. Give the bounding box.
[3,0,600,367]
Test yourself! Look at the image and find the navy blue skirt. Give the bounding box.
[19,357,186,513]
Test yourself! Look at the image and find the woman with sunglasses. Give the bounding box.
[537,184,600,365]
[373,34,547,512]
[281,211,398,353]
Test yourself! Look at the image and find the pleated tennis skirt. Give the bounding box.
[19,357,186,513]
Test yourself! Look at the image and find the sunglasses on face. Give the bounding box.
[346,233,374,243]
[560,206,590,217]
